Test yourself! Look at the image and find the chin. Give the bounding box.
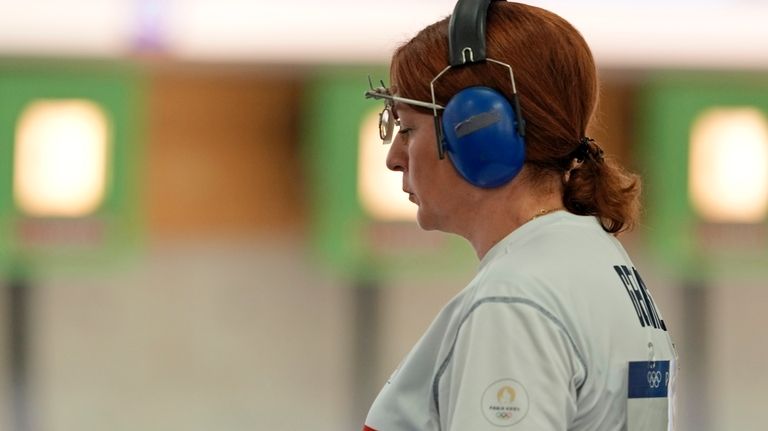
[415,209,440,232]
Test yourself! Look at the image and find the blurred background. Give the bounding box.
[0,0,767,430]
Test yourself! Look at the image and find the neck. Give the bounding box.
[456,178,564,260]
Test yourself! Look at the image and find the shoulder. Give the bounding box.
[474,212,629,299]
[435,269,588,430]
[465,212,634,344]
[470,250,573,322]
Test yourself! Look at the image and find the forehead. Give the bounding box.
[393,101,415,116]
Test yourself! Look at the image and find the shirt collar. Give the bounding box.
[477,210,570,270]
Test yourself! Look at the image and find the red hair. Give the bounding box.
[390,2,641,234]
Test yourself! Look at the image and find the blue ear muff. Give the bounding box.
[441,86,526,188]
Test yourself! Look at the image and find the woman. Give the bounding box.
[363,1,676,430]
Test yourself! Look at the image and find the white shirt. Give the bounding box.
[364,211,676,431]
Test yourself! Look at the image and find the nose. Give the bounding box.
[386,134,407,173]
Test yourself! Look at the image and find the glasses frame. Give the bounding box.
[365,78,444,145]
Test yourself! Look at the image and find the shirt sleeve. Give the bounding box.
[437,297,586,431]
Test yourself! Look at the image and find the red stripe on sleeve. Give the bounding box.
[363,426,378,431]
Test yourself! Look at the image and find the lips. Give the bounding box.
[403,185,417,204]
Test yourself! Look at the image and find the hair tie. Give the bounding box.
[571,137,604,163]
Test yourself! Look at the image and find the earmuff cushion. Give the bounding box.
[441,86,526,188]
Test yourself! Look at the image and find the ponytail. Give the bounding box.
[562,139,641,234]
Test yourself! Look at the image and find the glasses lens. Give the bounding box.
[379,107,394,143]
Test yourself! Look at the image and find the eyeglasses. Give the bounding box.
[364,77,444,145]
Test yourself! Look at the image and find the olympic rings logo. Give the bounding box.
[647,371,664,388]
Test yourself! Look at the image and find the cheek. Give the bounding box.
[413,130,441,165]
[412,155,461,204]
[405,124,457,193]
[408,144,437,186]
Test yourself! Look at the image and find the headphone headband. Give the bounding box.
[434,0,526,188]
[448,0,503,66]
